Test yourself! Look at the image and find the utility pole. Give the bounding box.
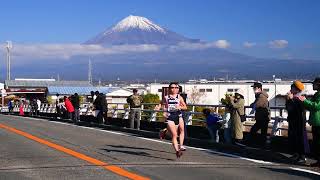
[6,41,13,80]
[88,58,92,84]
[273,75,276,107]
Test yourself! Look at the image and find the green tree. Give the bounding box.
[79,96,85,104]
[141,94,161,121]
[142,94,160,104]
[47,96,53,104]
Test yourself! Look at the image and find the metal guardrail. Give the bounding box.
[0,102,297,137]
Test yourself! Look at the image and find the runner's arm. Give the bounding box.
[179,96,187,110]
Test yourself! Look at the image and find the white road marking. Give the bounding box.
[289,167,320,176]
[10,115,320,175]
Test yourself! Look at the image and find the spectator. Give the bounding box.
[249,82,270,146]
[126,89,143,129]
[37,99,41,115]
[100,93,107,123]
[71,93,80,124]
[64,96,74,120]
[19,100,25,116]
[299,77,320,167]
[57,98,66,119]
[286,80,309,165]
[8,99,13,113]
[229,89,245,145]
[221,106,232,144]
[93,91,106,124]
[30,99,38,116]
[203,109,220,143]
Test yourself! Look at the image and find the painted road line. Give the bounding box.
[0,123,150,180]
[14,116,320,175]
[289,167,320,176]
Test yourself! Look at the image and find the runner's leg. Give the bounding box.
[178,118,185,149]
[167,121,179,152]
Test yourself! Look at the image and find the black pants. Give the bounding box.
[73,108,80,123]
[312,126,320,161]
[250,119,269,145]
[97,111,104,124]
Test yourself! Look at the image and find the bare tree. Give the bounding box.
[187,86,205,104]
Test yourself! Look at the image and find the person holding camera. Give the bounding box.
[229,89,245,145]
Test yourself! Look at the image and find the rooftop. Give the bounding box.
[5,80,92,87]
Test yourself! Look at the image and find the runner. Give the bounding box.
[155,82,187,158]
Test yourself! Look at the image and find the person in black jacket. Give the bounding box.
[249,82,270,146]
[71,93,80,124]
[286,80,310,165]
[93,91,107,124]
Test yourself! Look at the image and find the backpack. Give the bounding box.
[131,95,142,107]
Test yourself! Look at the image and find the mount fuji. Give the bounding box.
[85,15,200,45]
[6,15,319,81]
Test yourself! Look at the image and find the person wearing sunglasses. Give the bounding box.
[155,82,187,158]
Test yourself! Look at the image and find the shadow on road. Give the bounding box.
[261,167,320,179]
[107,145,171,154]
[102,145,175,161]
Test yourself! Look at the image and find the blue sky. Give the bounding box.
[0,0,319,60]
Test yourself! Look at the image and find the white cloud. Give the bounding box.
[167,40,230,52]
[169,42,215,51]
[3,43,160,60]
[214,40,230,49]
[1,40,231,61]
[243,41,256,48]
[269,40,288,49]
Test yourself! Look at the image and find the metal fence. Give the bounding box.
[0,102,302,137]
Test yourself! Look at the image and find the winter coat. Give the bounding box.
[71,95,80,109]
[93,94,107,112]
[253,91,270,123]
[304,91,320,127]
[230,98,245,140]
[64,98,74,113]
[286,97,310,154]
[127,94,143,108]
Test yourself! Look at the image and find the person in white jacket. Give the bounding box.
[221,107,232,144]
[37,99,41,115]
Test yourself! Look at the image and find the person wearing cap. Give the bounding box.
[299,77,320,167]
[286,80,309,165]
[249,82,270,146]
[127,89,143,130]
[229,89,245,144]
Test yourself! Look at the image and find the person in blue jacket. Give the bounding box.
[203,108,220,143]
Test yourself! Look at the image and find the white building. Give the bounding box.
[121,84,147,95]
[106,88,132,104]
[148,80,316,107]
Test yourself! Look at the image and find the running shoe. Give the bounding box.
[295,157,307,166]
[159,129,167,140]
[179,145,186,151]
[176,150,183,158]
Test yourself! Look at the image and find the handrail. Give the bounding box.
[1,102,304,137]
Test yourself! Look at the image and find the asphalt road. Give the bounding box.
[0,114,319,180]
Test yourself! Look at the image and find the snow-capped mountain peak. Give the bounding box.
[85,15,200,45]
[108,15,166,34]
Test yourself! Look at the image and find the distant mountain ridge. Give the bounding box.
[5,15,318,81]
[84,15,200,45]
